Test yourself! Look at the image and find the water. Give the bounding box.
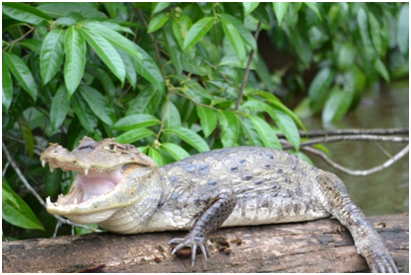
[301,85,409,216]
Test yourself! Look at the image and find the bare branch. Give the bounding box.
[282,134,409,150]
[235,22,262,111]
[2,142,102,233]
[277,127,409,138]
[301,145,409,176]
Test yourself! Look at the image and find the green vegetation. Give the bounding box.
[2,2,408,238]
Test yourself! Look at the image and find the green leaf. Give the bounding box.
[83,22,142,60]
[148,148,164,167]
[172,14,192,50]
[50,85,69,132]
[308,67,335,113]
[161,143,190,161]
[164,126,210,152]
[217,111,239,147]
[148,12,170,33]
[368,11,383,57]
[79,86,115,126]
[248,115,281,149]
[64,26,86,96]
[37,3,106,19]
[397,3,409,55]
[272,2,289,26]
[116,128,155,144]
[243,2,260,15]
[217,14,257,50]
[127,85,162,116]
[132,44,164,87]
[2,61,13,112]
[257,91,307,131]
[18,39,42,54]
[196,105,217,138]
[3,53,38,101]
[373,58,390,82]
[239,119,263,147]
[40,29,65,85]
[71,92,98,133]
[152,2,171,14]
[2,180,44,230]
[2,2,51,24]
[163,24,183,74]
[118,50,137,89]
[322,86,353,123]
[304,2,322,20]
[77,28,125,84]
[338,42,356,71]
[17,115,34,157]
[114,114,160,131]
[220,19,246,61]
[183,17,215,49]
[270,108,300,151]
[357,7,376,60]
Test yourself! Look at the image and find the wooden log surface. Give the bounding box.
[2,214,408,273]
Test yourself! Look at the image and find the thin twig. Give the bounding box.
[277,127,409,138]
[235,22,262,110]
[3,26,35,52]
[2,141,102,233]
[282,134,409,150]
[301,145,409,176]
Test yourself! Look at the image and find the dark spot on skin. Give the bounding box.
[154,257,162,263]
[272,192,278,197]
[272,184,279,190]
[230,166,238,172]
[278,168,283,173]
[184,164,196,172]
[160,176,166,180]
[171,193,179,200]
[239,159,246,165]
[170,176,177,182]
[242,174,253,180]
[199,164,210,174]
[265,164,270,168]
[255,179,263,185]
[208,179,217,186]
[266,153,274,159]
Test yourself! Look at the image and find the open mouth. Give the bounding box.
[41,157,125,208]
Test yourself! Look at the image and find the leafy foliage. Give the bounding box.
[2,2,408,238]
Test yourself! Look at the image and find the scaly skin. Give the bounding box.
[41,137,398,272]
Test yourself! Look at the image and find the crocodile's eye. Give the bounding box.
[105,144,117,151]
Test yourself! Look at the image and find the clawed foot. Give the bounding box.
[169,235,209,266]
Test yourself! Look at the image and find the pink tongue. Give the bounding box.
[82,178,116,202]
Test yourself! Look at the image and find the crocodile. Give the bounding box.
[41,136,398,272]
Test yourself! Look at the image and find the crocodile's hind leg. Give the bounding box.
[316,171,398,273]
[169,188,236,266]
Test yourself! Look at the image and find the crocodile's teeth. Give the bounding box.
[85,168,89,176]
[46,196,52,205]
[42,160,46,168]
[74,198,78,204]
[58,193,63,200]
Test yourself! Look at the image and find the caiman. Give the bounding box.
[41,136,398,272]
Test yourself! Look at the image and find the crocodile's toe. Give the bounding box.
[169,236,209,266]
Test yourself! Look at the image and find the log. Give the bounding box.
[2,214,408,273]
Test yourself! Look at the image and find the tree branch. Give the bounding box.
[282,134,409,150]
[235,22,261,111]
[301,144,409,176]
[277,127,409,138]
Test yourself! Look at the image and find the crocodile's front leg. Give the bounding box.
[317,172,398,273]
[169,188,236,266]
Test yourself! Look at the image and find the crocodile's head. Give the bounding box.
[41,136,159,224]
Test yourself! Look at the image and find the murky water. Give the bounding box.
[301,85,409,216]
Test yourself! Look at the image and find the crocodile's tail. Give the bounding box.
[316,172,398,273]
